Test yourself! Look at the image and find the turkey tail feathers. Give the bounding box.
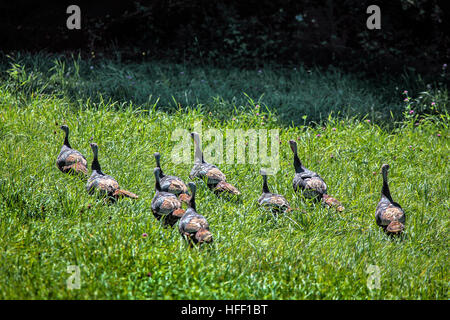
[386,221,404,235]
[113,189,139,199]
[195,228,213,243]
[212,181,241,196]
[322,194,345,212]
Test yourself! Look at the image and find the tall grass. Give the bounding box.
[0,66,448,299]
[2,52,441,126]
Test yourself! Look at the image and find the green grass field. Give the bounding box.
[2,52,433,126]
[0,55,448,299]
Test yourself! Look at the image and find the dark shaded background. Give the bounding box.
[0,0,449,78]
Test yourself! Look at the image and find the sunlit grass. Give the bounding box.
[0,79,448,299]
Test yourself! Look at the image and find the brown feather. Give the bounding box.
[185,216,208,233]
[178,193,191,204]
[195,228,213,243]
[65,154,85,164]
[97,178,119,192]
[269,195,288,206]
[113,189,138,199]
[62,162,88,176]
[306,177,326,192]
[169,180,188,194]
[386,221,404,235]
[382,206,404,221]
[322,194,345,212]
[206,168,226,182]
[213,181,241,195]
[172,208,186,219]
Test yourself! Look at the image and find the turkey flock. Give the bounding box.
[57,124,406,245]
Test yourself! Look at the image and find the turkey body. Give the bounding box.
[154,152,189,198]
[375,164,405,235]
[190,161,226,186]
[189,132,240,195]
[86,170,119,197]
[151,167,185,227]
[179,182,213,244]
[289,140,344,211]
[56,125,88,177]
[86,143,138,201]
[289,140,327,198]
[292,170,327,199]
[159,175,189,196]
[258,170,291,213]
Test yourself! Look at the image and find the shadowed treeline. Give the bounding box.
[1,1,449,79]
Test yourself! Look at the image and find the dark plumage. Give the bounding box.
[151,167,185,227]
[178,182,213,244]
[154,152,189,202]
[56,125,88,177]
[258,170,291,213]
[289,140,344,211]
[189,132,240,196]
[86,143,138,201]
[375,164,405,235]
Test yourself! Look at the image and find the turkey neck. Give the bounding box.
[189,187,196,211]
[154,154,165,177]
[154,170,162,192]
[91,148,102,173]
[381,169,393,202]
[262,174,270,193]
[63,129,72,148]
[193,134,204,164]
[293,153,304,173]
[291,144,304,173]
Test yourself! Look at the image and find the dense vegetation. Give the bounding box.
[0,55,448,299]
[1,1,449,79]
[1,53,448,126]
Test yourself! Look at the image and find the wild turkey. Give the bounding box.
[56,125,88,177]
[289,140,344,211]
[375,164,405,235]
[151,167,185,227]
[154,152,190,203]
[189,132,240,196]
[178,182,213,245]
[86,143,138,201]
[258,169,291,213]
